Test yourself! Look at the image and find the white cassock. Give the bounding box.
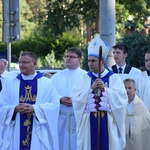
[124,94,150,150]
[51,67,87,150]
[0,75,60,150]
[71,69,128,150]
[135,71,150,111]
[109,66,141,81]
[0,70,17,87]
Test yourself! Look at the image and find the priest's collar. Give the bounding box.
[116,63,126,71]
[147,70,150,76]
[128,100,134,105]
[17,71,43,80]
[22,72,37,80]
[66,67,81,71]
[128,94,135,104]
[92,69,109,78]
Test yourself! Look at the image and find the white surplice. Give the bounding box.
[72,69,128,150]
[0,75,60,150]
[51,67,87,150]
[109,66,141,81]
[135,71,150,111]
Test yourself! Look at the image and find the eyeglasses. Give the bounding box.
[18,61,34,65]
[65,55,79,59]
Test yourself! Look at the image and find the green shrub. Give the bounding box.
[120,31,150,70]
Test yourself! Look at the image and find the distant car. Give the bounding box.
[37,69,62,75]
[11,68,62,75]
[10,62,19,70]
[0,50,18,63]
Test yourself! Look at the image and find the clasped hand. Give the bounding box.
[15,103,34,114]
[60,96,72,107]
[91,78,104,91]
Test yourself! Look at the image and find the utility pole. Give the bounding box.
[99,0,115,67]
[2,0,20,71]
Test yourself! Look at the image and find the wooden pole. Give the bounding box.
[97,46,102,149]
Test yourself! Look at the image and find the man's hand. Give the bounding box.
[60,96,72,107]
[91,78,104,91]
[15,103,34,114]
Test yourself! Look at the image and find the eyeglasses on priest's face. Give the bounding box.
[18,61,34,65]
[65,55,79,59]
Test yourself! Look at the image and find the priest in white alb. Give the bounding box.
[51,47,87,150]
[135,50,150,112]
[72,35,128,150]
[0,51,60,150]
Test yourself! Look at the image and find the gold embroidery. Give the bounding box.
[101,111,105,118]
[93,112,105,118]
[22,114,32,149]
[94,112,97,118]
[20,85,36,102]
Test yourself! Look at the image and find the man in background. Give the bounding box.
[124,78,150,150]
[0,56,17,91]
[110,43,141,81]
[135,50,150,111]
[51,47,87,150]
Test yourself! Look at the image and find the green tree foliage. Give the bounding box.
[115,2,129,38]
[0,1,3,40]
[0,29,81,61]
[44,0,150,37]
[54,30,82,59]
[20,0,36,38]
[82,44,89,71]
[1,0,150,69]
[25,0,47,24]
[116,0,150,30]
[44,51,64,68]
[44,0,98,35]
[0,0,35,41]
[120,31,150,69]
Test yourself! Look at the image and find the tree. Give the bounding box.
[44,0,98,36]
[120,31,150,69]
[1,0,150,69]
[25,0,48,25]
[0,0,3,40]
[0,0,36,41]
[20,0,36,38]
[116,0,150,35]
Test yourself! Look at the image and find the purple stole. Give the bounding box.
[17,72,43,150]
[87,70,113,150]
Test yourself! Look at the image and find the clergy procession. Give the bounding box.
[0,34,150,150]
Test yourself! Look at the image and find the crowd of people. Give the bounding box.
[0,34,150,150]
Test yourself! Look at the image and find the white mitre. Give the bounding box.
[88,34,110,60]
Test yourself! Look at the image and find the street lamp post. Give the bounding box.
[99,0,115,67]
[2,0,20,71]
